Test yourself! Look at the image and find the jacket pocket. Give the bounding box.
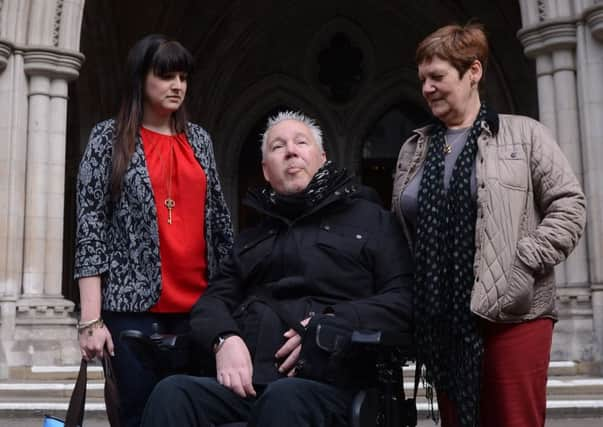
[237,231,276,278]
[315,225,367,265]
[497,144,528,190]
[500,257,535,315]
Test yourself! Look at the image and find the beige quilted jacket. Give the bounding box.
[392,113,586,323]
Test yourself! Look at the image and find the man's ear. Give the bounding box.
[320,151,327,164]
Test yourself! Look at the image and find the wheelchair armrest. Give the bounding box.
[351,330,414,359]
[351,330,412,346]
[120,329,206,379]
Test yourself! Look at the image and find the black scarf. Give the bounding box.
[252,160,349,220]
[414,103,488,427]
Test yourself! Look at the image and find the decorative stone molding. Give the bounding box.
[52,0,65,47]
[556,287,593,317]
[305,17,375,107]
[16,298,75,320]
[537,0,546,22]
[585,4,603,42]
[23,46,84,81]
[517,19,577,58]
[0,38,11,72]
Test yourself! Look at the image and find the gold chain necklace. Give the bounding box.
[443,128,470,155]
[158,141,176,225]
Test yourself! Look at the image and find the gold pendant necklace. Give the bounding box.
[163,142,175,225]
[443,128,470,155]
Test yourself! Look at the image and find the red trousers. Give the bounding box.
[437,318,554,427]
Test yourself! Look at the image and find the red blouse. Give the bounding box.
[141,127,208,313]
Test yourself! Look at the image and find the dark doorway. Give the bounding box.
[361,105,430,209]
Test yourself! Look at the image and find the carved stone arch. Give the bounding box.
[26,0,59,46]
[343,67,426,174]
[215,74,337,228]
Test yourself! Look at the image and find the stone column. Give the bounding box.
[582,3,603,374]
[12,47,84,367]
[518,17,594,367]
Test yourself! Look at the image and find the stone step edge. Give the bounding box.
[403,361,581,376]
[2,377,602,392]
[24,360,581,380]
[2,400,602,415]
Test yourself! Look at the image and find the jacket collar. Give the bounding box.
[413,103,499,139]
[244,176,358,226]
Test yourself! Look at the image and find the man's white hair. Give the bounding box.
[260,111,324,158]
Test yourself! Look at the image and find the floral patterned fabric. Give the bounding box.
[74,119,233,312]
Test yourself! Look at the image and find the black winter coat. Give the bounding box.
[190,180,414,384]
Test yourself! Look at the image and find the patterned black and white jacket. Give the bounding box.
[74,119,234,312]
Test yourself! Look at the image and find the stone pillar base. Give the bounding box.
[552,287,599,374]
[1,298,80,372]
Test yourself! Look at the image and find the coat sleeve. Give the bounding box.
[516,120,587,273]
[189,249,244,353]
[327,210,414,333]
[74,120,114,279]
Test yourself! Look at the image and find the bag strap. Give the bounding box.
[413,361,421,400]
[102,351,121,427]
[412,360,423,402]
[65,348,121,427]
[65,358,87,427]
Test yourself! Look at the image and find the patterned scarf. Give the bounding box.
[414,103,488,427]
[254,160,350,220]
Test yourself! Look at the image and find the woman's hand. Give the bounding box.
[79,323,114,361]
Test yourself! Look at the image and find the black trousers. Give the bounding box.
[141,375,355,427]
[103,311,190,427]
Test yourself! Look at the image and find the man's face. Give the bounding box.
[262,119,326,195]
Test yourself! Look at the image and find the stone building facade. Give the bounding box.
[0,0,601,377]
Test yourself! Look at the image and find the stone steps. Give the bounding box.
[0,361,601,419]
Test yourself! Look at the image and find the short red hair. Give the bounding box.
[416,23,489,79]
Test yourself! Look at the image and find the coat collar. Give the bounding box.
[413,103,499,139]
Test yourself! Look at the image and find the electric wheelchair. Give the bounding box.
[121,324,417,427]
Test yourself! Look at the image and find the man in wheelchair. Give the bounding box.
[140,111,414,427]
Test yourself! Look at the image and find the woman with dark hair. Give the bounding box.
[74,34,233,426]
[392,24,586,427]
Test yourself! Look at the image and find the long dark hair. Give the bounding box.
[111,34,194,198]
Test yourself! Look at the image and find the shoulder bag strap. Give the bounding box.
[64,358,87,427]
[64,348,121,427]
[102,351,121,427]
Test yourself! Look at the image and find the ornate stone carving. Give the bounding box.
[538,0,547,22]
[316,32,364,104]
[0,39,11,73]
[23,46,84,81]
[52,0,65,47]
[16,298,75,318]
[585,3,603,42]
[306,17,374,106]
[517,20,577,58]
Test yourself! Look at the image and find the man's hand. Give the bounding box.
[215,335,256,398]
[275,317,311,376]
